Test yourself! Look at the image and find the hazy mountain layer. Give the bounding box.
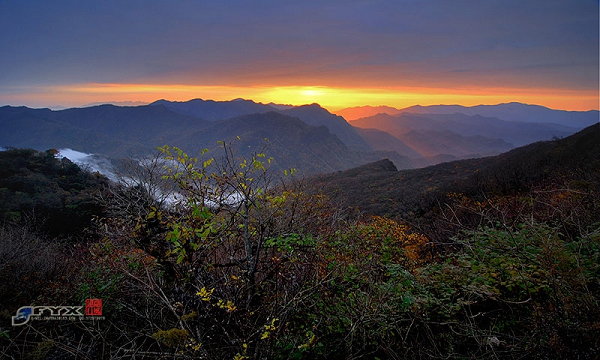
[340,102,599,127]
[152,99,374,152]
[350,111,581,157]
[2,100,596,176]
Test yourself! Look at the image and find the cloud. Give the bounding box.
[0,0,597,99]
[57,148,117,180]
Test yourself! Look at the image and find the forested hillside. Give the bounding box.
[0,148,108,236]
[0,126,598,359]
[313,124,600,240]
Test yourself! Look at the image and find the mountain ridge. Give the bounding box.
[2,99,597,176]
[310,123,600,224]
[338,102,599,128]
[172,111,360,174]
[0,104,384,175]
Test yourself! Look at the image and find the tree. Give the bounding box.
[89,141,329,358]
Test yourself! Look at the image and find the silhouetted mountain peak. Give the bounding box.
[287,103,329,114]
[330,158,398,179]
[361,158,398,172]
[280,104,373,151]
[266,102,294,110]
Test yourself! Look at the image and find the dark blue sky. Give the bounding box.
[0,0,598,110]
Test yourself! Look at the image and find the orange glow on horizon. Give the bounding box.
[2,83,598,112]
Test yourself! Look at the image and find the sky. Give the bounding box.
[0,0,598,111]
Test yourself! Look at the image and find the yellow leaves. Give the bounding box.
[217,299,237,312]
[203,158,214,168]
[239,155,266,171]
[261,318,278,340]
[151,328,189,348]
[196,287,214,301]
[252,158,265,170]
[265,317,278,331]
[184,338,202,351]
[234,343,249,360]
[234,352,249,360]
[298,331,317,350]
[197,287,237,312]
[181,311,198,321]
[403,232,430,264]
[267,193,287,207]
[147,206,161,220]
[283,168,297,176]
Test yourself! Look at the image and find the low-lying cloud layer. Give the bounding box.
[57,148,117,181]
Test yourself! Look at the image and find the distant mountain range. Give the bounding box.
[350,112,578,152]
[337,102,599,128]
[151,98,278,121]
[1,99,596,175]
[345,103,596,163]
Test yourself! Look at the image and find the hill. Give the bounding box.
[0,104,210,158]
[3,100,596,178]
[350,113,515,158]
[1,122,598,360]
[0,148,108,236]
[351,112,578,147]
[0,105,387,174]
[354,127,422,158]
[311,123,600,237]
[279,104,372,151]
[349,111,583,160]
[172,111,362,174]
[152,100,374,152]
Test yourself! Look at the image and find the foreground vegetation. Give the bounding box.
[1,133,599,359]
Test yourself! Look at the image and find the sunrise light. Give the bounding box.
[6,83,597,112]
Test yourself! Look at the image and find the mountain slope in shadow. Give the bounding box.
[311,123,600,223]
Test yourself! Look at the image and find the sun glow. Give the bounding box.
[300,87,325,98]
[1,83,597,111]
